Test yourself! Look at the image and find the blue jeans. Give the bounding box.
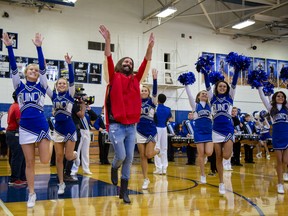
[6,130,26,181]
[109,123,136,180]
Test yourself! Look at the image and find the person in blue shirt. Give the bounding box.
[181,112,197,166]
[258,88,288,194]
[242,114,256,164]
[153,94,172,175]
[3,32,51,208]
[46,53,80,195]
[185,84,213,184]
[136,69,159,190]
[93,106,110,165]
[204,66,240,195]
[167,116,177,162]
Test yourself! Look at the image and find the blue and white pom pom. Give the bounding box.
[247,69,268,89]
[279,67,288,82]
[262,81,274,96]
[195,55,214,74]
[208,71,224,85]
[226,52,251,72]
[177,71,196,85]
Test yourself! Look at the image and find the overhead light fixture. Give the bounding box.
[156,7,177,18]
[232,19,255,29]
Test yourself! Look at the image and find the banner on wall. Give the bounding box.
[46,59,59,81]
[74,62,88,83]
[278,60,288,88]
[88,63,102,84]
[59,61,69,80]
[7,32,18,49]
[266,59,277,85]
[16,56,28,79]
[0,29,2,51]
[253,57,265,70]
[0,55,9,78]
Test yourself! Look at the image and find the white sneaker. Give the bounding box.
[283,173,288,181]
[162,168,167,175]
[219,183,225,195]
[204,157,208,165]
[27,193,37,208]
[277,184,284,194]
[84,171,93,175]
[142,178,150,190]
[58,182,66,195]
[256,152,262,158]
[266,154,270,160]
[200,175,206,184]
[73,151,80,166]
[153,168,162,175]
[154,148,161,158]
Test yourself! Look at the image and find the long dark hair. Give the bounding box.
[270,91,287,117]
[214,80,230,96]
[114,57,134,75]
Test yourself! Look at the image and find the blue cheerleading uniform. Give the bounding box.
[258,87,288,150]
[136,79,157,143]
[7,45,51,144]
[204,71,239,143]
[46,64,77,142]
[185,85,212,143]
[255,117,271,141]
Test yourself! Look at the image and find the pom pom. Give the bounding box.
[226,52,251,72]
[262,81,274,96]
[279,67,288,82]
[259,110,268,122]
[208,71,224,85]
[177,71,196,85]
[247,69,268,89]
[195,55,214,74]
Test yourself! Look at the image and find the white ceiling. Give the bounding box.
[1,0,288,43]
[142,0,288,43]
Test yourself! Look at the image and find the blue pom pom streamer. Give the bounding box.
[226,52,251,72]
[247,69,268,89]
[177,71,196,85]
[195,55,214,74]
[262,81,274,96]
[279,67,288,82]
[208,71,224,85]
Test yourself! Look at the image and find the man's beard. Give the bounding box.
[121,65,133,75]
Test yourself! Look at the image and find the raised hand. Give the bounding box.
[148,33,155,48]
[99,25,110,41]
[64,53,73,64]
[32,33,44,47]
[152,68,158,79]
[1,33,13,46]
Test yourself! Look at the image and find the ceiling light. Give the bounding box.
[232,19,255,29]
[156,7,177,18]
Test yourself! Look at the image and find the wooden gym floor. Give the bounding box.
[0,150,287,216]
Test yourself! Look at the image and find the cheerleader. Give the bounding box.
[258,88,288,194]
[46,54,80,195]
[254,110,271,160]
[204,69,240,195]
[137,69,159,190]
[2,33,51,207]
[185,85,213,184]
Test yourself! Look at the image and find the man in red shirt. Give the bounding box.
[99,25,154,204]
[6,91,26,185]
